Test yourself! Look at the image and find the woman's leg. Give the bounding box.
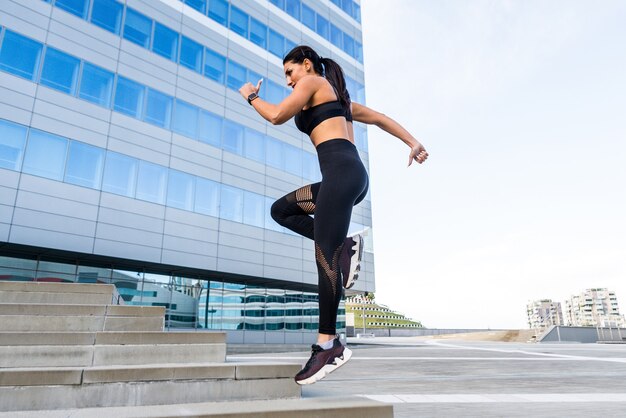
[270,183,320,240]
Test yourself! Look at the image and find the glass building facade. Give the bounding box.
[0,0,371,343]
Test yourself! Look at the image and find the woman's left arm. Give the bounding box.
[239,77,316,125]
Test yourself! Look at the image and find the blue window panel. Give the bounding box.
[79,62,114,108]
[123,8,152,49]
[330,0,341,8]
[302,151,320,181]
[91,0,123,35]
[269,0,284,9]
[22,129,68,181]
[143,88,173,129]
[0,31,43,81]
[249,18,267,49]
[265,137,283,170]
[208,0,228,26]
[343,33,354,57]
[219,184,243,222]
[301,4,315,31]
[172,99,199,139]
[40,47,80,95]
[285,39,296,55]
[204,48,225,84]
[355,124,368,153]
[167,170,195,210]
[226,59,246,91]
[198,110,222,147]
[65,141,104,189]
[194,177,219,217]
[243,129,264,162]
[102,151,137,197]
[341,0,353,17]
[136,160,167,204]
[180,36,203,73]
[152,22,179,61]
[268,29,284,58]
[243,191,264,228]
[265,196,282,231]
[114,76,145,118]
[229,6,248,38]
[285,0,300,20]
[152,22,178,62]
[266,80,284,104]
[345,77,356,100]
[316,14,329,40]
[283,144,301,177]
[330,24,342,49]
[355,41,363,63]
[0,119,28,171]
[221,120,243,155]
[356,82,365,104]
[184,0,206,14]
[55,0,89,19]
[354,3,361,22]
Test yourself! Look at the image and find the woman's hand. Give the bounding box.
[408,142,428,166]
[239,79,263,101]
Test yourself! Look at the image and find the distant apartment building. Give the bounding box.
[526,299,564,329]
[565,288,625,327]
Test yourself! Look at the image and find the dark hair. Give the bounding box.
[283,45,351,110]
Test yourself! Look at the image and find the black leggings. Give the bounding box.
[271,139,368,335]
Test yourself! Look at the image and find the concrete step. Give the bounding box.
[0,282,116,305]
[0,302,166,332]
[0,363,302,411]
[0,314,164,332]
[0,397,393,417]
[0,290,113,305]
[0,281,115,294]
[0,303,163,317]
[0,333,227,367]
[0,331,225,346]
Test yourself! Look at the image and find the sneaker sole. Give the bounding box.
[344,235,363,289]
[295,347,353,385]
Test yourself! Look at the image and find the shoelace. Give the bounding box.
[303,345,324,369]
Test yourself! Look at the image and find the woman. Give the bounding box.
[239,46,428,385]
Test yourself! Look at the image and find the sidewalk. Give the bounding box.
[229,336,626,417]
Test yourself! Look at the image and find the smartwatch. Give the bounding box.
[247,92,259,105]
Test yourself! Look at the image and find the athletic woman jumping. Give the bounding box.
[239,45,428,385]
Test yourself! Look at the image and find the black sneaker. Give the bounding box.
[294,337,352,385]
[340,234,363,289]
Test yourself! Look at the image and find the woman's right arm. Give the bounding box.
[352,102,428,166]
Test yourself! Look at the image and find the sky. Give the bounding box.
[360,0,626,329]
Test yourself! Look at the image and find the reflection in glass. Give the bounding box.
[22,129,68,181]
[65,141,104,189]
[123,8,153,48]
[91,0,124,35]
[40,48,80,94]
[102,151,138,197]
[136,160,167,204]
[0,119,28,171]
[79,63,114,107]
[0,31,43,81]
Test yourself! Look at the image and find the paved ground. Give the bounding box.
[228,336,626,418]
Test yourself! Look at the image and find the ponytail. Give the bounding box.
[319,57,351,110]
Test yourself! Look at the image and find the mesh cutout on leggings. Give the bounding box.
[315,242,344,300]
[295,185,316,214]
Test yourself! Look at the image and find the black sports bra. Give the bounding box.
[294,100,353,136]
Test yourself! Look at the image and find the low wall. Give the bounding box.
[539,326,626,343]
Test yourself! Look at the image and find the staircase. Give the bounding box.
[0,281,393,417]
